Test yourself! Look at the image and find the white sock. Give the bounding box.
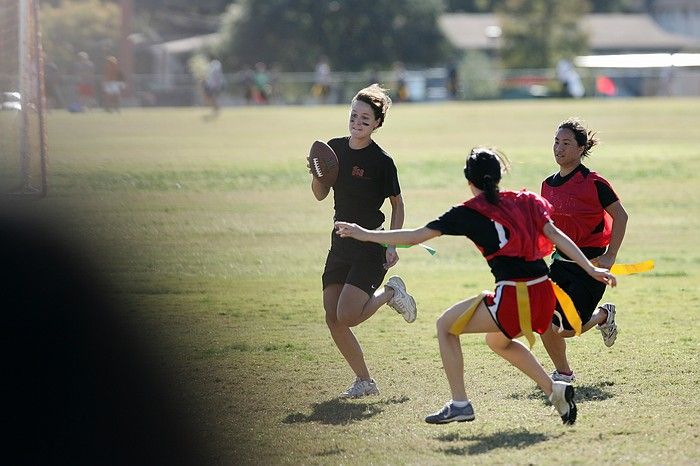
[451,399,470,407]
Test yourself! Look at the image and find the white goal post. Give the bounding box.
[0,0,48,197]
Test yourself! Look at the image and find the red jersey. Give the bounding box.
[540,169,613,248]
[464,190,554,262]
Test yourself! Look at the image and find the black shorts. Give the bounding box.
[322,232,387,295]
[549,259,607,330]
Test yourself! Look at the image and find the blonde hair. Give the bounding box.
[352,83,392,128]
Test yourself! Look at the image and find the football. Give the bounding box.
[308,140,339,188]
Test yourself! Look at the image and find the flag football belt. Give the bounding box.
[552,252,655,275]
[448,275,581,348]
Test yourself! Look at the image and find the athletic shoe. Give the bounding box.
[385,276,417,323]
[339,378,379,398]
[551,370,576,383]
[597,303,618,347]
[549,381,577,425]
[425,401,475,424]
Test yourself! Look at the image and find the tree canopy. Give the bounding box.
[40,0,120,73]
[497,0,590,69]
[216,0,454,72]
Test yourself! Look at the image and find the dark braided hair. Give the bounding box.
[558,117,599,157]
[464,147,510,205]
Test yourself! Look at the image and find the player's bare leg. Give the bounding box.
[323,284,371,380]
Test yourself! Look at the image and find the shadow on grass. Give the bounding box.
[435,428,563,455]
[509,381,615,404]
[283,396,410,426]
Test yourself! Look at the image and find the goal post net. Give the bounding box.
[0,0,48,197]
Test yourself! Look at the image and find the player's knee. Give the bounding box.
[324,310,337,327]
[436,314,453,337]
[485,332,507,351]
[336,307,361,327]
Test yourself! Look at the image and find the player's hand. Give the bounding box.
[593,252,616,270]
[335,221,363,239]
[590,267,617,287]
[384,246,399,269]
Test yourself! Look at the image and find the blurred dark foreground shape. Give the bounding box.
[1,204,207,466]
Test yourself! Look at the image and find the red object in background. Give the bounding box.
[596,75,617,96]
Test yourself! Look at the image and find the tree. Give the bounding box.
[497,0,590,69]
[40,0,120,73]
[217,0,453,72]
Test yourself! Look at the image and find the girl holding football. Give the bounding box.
[310,84,417,399]
[335,147,616,424]
[540,117,628,383]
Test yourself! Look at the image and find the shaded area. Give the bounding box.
[314,445,346,458]
[436,428,563,456]
[508,381,615,404]
[2,204,207,465]
[283,395,410,426]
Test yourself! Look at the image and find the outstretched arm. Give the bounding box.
[335,222,441,246]
[543,222,616,287]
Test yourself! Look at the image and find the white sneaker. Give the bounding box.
[549,381,577,425]
[597,303,617,347]
[339,378,379,398]
[385,276,417,323]
[551,370,576,383]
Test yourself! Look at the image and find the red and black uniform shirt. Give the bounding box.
[541,164,619,260]
[425,190,553,282]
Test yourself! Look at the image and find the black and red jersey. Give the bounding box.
[426,190,553,282]
[541,164,619,257]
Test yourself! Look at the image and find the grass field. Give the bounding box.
[14,98,700,464]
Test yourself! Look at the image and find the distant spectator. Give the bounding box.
[202,57,224,117]
[101,55,124,112]
[447,62,459,99]
[241,65,255,104]
[393,62,409,102]
[74,51,95,110]
[253,62,270,104]
[556,59,585,98]
[312,56,332,103]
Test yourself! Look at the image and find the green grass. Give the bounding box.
[23,99,700,464]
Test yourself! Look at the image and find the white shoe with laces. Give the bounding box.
[385,276,417,323]
[339,377,379,398]
[597,303,618,347]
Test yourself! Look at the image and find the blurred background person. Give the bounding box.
[252,62,271,104]
[312,56,332,104]
[202,57,224,117]
[73,51,95,111]
[101,55,124,113]
[556,59,585,98]
[392,62,409,102]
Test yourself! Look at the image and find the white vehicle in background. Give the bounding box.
[1,91,21,111]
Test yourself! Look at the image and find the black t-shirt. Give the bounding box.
[426,205,549,282]
[543,164,618,259]
[327,137,401,229]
